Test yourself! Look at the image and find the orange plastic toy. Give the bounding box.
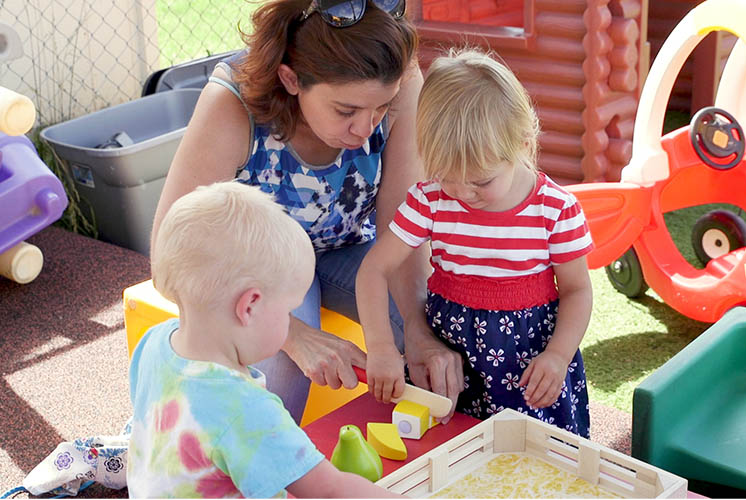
[567,0,746,323]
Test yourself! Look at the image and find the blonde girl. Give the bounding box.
[357,49,593,436]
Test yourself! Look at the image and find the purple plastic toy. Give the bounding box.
[0,132,68,256]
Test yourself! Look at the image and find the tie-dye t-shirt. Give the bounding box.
[127,319,324,498]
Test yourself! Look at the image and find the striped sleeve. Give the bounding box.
[548,191,594,264]
[389,182,435,248]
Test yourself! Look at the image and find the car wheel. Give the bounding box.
[605,248,648,298]
[691,209,746,265]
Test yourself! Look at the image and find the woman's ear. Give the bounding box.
[277,64,300,95]
[235,288,262,327]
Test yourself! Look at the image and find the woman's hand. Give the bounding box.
[365,344,406,403]
[283,316,367,390]
[404,322,464,424]
[518,349,568,409]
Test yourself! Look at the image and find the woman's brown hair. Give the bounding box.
[233,0,418,141]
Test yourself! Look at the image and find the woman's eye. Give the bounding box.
[336,109,355,117]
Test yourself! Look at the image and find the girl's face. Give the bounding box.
[438,161,519,212]
[281,66,402,150]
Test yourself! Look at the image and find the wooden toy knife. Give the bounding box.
[353,366,453,418]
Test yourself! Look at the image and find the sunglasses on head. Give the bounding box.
[301,0,406,28]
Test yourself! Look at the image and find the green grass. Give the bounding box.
[155,0,260,66]
[582,268,710,413]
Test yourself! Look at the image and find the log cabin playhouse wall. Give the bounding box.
[409,0,734,183]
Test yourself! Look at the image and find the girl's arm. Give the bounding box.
[287,459,401,498]
[519,256,593,408]
[356,229,415,402]
[376,63,465,420]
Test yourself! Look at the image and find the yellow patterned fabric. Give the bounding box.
[430,453,621,499]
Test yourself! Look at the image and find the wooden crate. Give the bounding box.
[376,409,687,498]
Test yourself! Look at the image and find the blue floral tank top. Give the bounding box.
[236,123,385,251]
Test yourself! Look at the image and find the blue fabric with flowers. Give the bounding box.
[426,292,591,437]
[236,123,385,251]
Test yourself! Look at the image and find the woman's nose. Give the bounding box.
[350,112,376,139]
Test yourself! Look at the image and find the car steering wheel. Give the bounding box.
[689,106,745,170]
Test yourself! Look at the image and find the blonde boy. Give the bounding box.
[128,182,398,498]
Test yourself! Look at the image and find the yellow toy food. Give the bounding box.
[393,400,430,439]
[366,422,407,461]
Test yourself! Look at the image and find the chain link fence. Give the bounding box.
[1,0,255,236]
[2,0,251,129]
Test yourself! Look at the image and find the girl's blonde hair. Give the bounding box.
[151,182,314,307]
[416,48,540,181]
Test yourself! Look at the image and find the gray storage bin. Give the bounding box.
[150,50,240,94]
[41,89,201,255]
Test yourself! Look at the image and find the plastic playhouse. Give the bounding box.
[567,0,746,324]
[408,0,736,184]
[0,23,68,284]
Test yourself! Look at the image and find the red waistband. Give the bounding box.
[427,267,558,311]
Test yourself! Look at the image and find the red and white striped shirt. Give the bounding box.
[390,173,593,309]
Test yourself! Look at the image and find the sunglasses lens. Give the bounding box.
[317,0,366,27]
[372,0,406,17]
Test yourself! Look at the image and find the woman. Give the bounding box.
[151,0,463,423]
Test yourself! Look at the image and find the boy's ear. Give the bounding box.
[235,288,262,327]
[277,64,300,95]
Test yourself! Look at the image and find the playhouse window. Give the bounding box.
[418,0,533,49]
[422,0,525,28]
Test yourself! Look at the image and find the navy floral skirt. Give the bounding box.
[425,291,590,438]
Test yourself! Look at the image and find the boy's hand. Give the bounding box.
[518,350,568,409]
[365,345,406,403]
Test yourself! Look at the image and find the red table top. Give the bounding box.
[303,392,479,477]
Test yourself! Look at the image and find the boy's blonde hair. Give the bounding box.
[416,48,540,181]
[151,182,314,307]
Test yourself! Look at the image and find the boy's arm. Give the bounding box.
[356,228,415,402]
[286,459,402,498]
[520,256,593,408]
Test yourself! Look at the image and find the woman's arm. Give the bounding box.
[153,69,367,393]
[376,63,464,421]
[150,69,251,250]
[519,256,593,408]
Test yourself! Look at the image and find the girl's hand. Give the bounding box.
[518,350,568,408]
[365,345,406,403]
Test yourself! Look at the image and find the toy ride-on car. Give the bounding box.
[567,0,746,324]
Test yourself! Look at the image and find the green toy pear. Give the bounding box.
[330,424,383,482]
